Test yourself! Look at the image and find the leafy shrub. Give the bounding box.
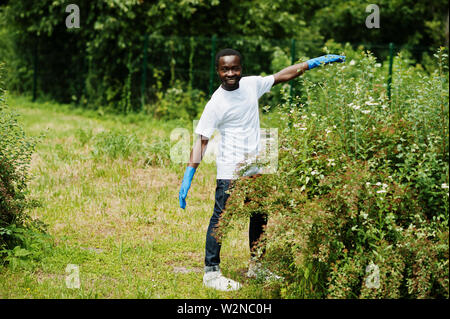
[221,47,449,298]
[145,79,207,121]
[0,63,51,267]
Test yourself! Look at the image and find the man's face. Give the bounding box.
[217,55,242,91]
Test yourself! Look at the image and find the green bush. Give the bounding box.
[222,47,449,298]
[0,63,51,268]
[0,63,35,230]
[145,79,207,121]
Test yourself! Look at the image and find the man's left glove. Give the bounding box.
[306,55,346,70]
[179,166,196,209]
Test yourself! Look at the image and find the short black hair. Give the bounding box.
[215,48,243,69]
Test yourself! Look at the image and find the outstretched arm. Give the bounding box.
[273,55,346,85]
[273,62,309,85]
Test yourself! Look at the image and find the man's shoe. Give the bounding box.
[203,271,242,291]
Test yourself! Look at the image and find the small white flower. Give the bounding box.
[375,63,382,67]
[442,183,449,189]
[360,110,371,114]
[377,189,387,194]
[365,101,379,106]
[311,170,319,175]
[327,158,335,167]
[348,102,361,110]
[349,60,356,66]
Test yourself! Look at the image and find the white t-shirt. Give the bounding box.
[195,75,274,180]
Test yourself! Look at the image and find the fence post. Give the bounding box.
[32,37,38,102]
[387,42,394,102]
[188,36,195,91]
[209,34,217,97]
[289,38,296,100]
[141,33,148,107]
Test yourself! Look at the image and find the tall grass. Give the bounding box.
[0,95,269,298]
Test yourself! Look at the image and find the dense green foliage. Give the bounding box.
[0,1,448,299]
[222,46,449,298]
[0,64,51,268]
[0,0,447,113]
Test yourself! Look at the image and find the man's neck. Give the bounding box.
[221,83,240,91]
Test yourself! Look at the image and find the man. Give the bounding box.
[179,48,345,291]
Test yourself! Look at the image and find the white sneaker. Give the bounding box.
[246,262,283,281]
[203,271,242,291]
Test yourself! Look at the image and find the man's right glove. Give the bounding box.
[179,166,196,209]
[306,55,346,70]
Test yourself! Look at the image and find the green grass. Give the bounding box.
[0,95,274,299]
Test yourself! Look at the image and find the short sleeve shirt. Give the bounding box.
[195,75,274,179]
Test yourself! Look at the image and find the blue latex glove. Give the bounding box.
[307,55,346,70]
[179,166,196,209]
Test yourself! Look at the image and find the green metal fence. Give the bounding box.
[136,35,401,107]
[30,34,434,109]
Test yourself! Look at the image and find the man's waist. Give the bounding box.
[216,154,260,166]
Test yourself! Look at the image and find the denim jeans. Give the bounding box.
[204,179,267,271]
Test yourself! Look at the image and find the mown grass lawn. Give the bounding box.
[0,95,276,299]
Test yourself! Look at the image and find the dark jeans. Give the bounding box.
[204,179,268,270]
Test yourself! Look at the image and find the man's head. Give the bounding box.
[215,48,242,91]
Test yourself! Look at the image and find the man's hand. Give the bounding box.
[306,55,346,70]
[179,166,196,209]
